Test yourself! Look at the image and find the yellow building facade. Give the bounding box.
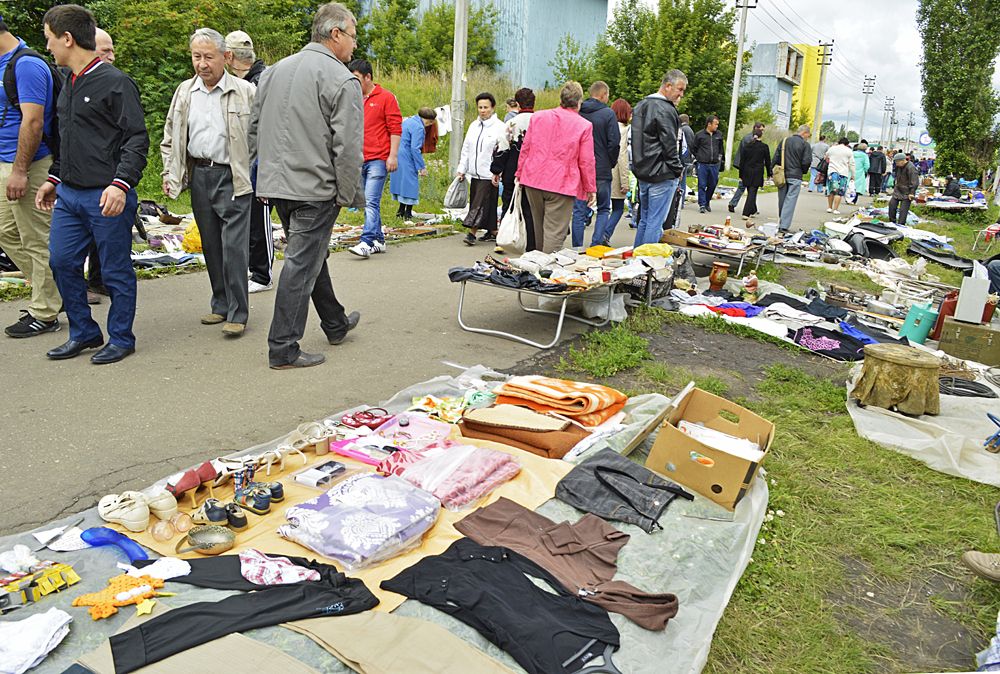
[791,44,822,127]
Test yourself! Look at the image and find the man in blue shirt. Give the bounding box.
[0,15,62,338]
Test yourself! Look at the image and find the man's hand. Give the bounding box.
[35,182,56,211]
[386,155,398,172]
[491,174,500,186]
[162,179,172,199]
[6,170,28,201]
[456,172,465,182]
[100,186,126,217]
[587,192,597,208]
[419,168,428,177]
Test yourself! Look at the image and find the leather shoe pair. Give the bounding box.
[91,343,135,364]
[47,338,104,360]
[270,352,325,370]
[327,311,361,345]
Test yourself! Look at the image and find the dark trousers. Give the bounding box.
[867,173,881,196]
[190,164,251,325]
[742,186,759,217]
[729,179,746,208]
[48,184,138,348]
[696,163,720,208]
[464,178,498,234]
[888,196,911,225]
[268,198,349,366]
[86,241,103,289]
[248,198,274,285]
[499,181,536,251]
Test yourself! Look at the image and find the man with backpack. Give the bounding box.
[0,14,62,338]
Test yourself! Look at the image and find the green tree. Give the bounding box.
[366,0,419,69]
[549,35,597,85]
[917,0,1000,178]
[1,0,59,51]
[820,119,837,139]
[414,2,500,72]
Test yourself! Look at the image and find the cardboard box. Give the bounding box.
[645,386,774,510]
[660,228,696,248]
[939,316,1000,366]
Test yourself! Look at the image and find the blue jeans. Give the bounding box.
[360,159,387,246]
[571,179,611,247]
[729,179,746,208]
[49,184,139,348]
[606,198,625,241]
[776,178,802,232]
[635,178,679,247]
[696,163,719,209]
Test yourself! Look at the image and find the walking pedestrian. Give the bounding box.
[249,1,363,369]
[84,27,116,305]
[572,81,619,248]
[162,28,256,338]
[503,97,518,122]
[808,135,829,194]
[388,107,435,219]
[737,128,771,220]
[631,69,686,246]
[36,3,149,363]
[888,152,919,226]
[728,122,765,213]
[606,98,632,245]
[771,124,812,232]
[867,145,886,196]
[0,17,62,338]
[691,115,723,213]
[225,30,274,294]
[347,58,401,259]
[516,81,595,253]
[850,142,869,205]
[457,92,504,246]
[824,137,855,215]
[490,87,535,250]
[678,113,695,210]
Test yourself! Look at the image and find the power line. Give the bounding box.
[770,0,828,45]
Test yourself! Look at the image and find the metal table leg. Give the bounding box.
[457,281,582,349]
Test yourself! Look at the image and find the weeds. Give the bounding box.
[662,311,801,351]
[559,324,651,377]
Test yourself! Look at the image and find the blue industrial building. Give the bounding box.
[742,42,804,130]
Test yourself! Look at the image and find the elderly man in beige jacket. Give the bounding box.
[161,27,256,337]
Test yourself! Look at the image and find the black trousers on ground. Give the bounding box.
[268,198,349,366]
[888,196,911,225]
[248,198,274,285]
[464,178,499,234]
[742,186,759,217]
[190,164,251,324]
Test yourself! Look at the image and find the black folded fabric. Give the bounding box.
[756,292,810,312]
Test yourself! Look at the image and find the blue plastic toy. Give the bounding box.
[81,527,149,563]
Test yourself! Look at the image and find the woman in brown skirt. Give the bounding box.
[456,92,505,245]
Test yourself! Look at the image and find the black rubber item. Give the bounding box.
[938,376,998,398]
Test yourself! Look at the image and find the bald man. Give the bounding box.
[95,28,114,64]
[84,28,116,305]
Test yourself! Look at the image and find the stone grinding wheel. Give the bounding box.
[853,343,942,416]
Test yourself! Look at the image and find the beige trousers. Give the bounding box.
[0,156,61,321]
[524,185,574,253]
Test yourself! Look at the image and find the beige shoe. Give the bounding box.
[961,551,1000,581]
[201,313,225,325]
[222,323,245,337]
[98,493,150,532]
[141,489,178,521]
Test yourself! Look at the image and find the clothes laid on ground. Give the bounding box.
[494,376,628,427]
[760,302,825,330]
[278,474,439,569]
[839,317,908,345]
[556,448,693,533]
[0,607,72,674]
[756,292,811,312]
[792,326,867,361]
[238,549,321,585]
[286,612,517,674]
[456,497,679,630]
[457,404,591,459]
[805,294,849,320]
[715,302,765,317]
[381,538,620,674]
[376,442,521,509]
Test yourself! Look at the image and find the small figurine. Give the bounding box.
[742,270,759,302]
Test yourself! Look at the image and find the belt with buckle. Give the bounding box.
[192,158,228,168]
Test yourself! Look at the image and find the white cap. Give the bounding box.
[224,30,253,50]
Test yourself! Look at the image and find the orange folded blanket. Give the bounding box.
[494,376,627,427]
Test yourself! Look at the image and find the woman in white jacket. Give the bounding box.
[824,137,856,214]
[457,92,505,245]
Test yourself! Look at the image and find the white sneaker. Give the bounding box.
[826,208,833,213]
[248,280,273,293]
[371,240,387,254]
[349,242,374,258]
[833,209,841,215]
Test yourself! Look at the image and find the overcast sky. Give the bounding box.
[612,0,1000,143]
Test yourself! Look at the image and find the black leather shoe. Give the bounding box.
[47,338,104,360]
[727,204,735,213]
[327,311,361,345]
[90,343,135,364]
[270,352,326,370]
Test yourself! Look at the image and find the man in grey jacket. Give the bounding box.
[249,2,362,369]
[771,124,813,232]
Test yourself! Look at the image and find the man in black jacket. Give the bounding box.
[691,115,724,213]
[867,145,886,196]
[728,122,765,213]
[35,4,149,364]
[631,69,686,246]
[771,124,812,232]
[572,81,620,247]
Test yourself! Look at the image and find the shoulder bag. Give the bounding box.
[772,139,787,188]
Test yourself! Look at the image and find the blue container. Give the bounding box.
[899,303,939,344]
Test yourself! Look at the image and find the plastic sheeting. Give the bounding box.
[846,364,1000,487]
[0,365,767,674]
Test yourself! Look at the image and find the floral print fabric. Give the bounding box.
[279,474,439,570]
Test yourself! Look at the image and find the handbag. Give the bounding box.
[814,158,829,184]
[496,181,527,254]
[443,175,468,209]
[772,138,786,188]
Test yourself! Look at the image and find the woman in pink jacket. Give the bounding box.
[516,82,597,253]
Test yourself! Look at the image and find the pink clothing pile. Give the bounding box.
[377,442,521,510]
[238,549,321,585]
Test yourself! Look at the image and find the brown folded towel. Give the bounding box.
[458,405,591,459]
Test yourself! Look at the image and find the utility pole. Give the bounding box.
[889,110,898,147]
[880,96,894,146]
[812,40,833,138]
[448,0,469,175]
[904,112,916,153]
[858,75,875,141]
[724,0,756,171]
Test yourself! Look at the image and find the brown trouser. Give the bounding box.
[524,185,573,253]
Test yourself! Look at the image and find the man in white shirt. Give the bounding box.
[161,28,256,337]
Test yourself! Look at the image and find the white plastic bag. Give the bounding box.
[496,181,526,254]
[444,176,468,209]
